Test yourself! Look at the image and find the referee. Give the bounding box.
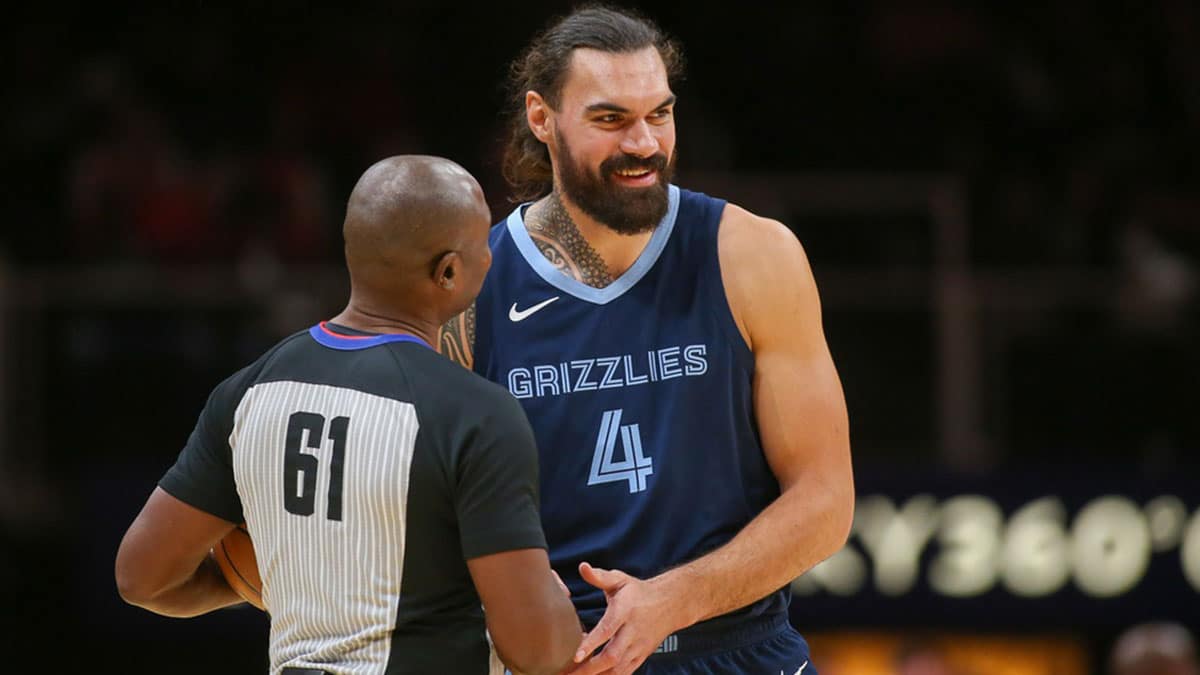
[115,155,581,675]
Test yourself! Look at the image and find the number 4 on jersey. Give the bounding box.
[588,409,653,494]
[284,412,349,521]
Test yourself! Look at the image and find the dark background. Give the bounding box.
[1,1,1197,673]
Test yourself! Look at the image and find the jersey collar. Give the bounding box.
[505,184,680,305]
[309,322,433,351]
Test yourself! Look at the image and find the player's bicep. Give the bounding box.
[753,337,850,490]
[437,303,475,369]
[735,217,851,490]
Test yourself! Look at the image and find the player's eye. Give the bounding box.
[649,109,672,123]
[596,114,622,124]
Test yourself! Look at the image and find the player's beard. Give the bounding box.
[555,131,676,236]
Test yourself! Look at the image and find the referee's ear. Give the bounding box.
[433,250,461,291]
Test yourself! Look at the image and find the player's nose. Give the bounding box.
[619,120,659,158]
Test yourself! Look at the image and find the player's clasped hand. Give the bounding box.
[565,562,681,675]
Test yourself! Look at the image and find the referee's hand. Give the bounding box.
[552,569,570,597]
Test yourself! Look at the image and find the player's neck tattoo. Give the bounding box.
[526,191,614,289]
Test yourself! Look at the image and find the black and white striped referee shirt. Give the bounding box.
[160,322,545,674]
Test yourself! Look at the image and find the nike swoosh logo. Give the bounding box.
[784,662,809,675]
[509,296,559,322]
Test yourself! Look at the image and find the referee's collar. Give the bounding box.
[309,321,433,351]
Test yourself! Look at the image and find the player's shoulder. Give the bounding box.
[716,201,811,274]
[717,202,801,249]
[714,203,818,349]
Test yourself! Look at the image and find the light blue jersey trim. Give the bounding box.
[505,185,680,305]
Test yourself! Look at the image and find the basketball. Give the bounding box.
[213,524,266,612]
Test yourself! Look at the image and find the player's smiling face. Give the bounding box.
[549,46,677,235]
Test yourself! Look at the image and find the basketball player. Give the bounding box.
[115,156,581,675]
[436,7,854,675]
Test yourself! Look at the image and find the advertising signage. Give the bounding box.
[789,467,1199,628]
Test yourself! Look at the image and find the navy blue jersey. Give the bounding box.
[474,185,788,629]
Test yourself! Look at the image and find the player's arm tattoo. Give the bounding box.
[527,193,614,288]
[437,304,475,369]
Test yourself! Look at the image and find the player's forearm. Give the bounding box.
[654,479,853,626]
[121,554,245,618]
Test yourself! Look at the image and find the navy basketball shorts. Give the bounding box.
[635,613,815,675]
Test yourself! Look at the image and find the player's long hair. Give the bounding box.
[502,5,684,202]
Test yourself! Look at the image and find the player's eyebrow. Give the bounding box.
[585,95,677,115]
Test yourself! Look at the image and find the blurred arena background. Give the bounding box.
[1,2,1197,673]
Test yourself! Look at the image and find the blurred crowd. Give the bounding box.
[0,2,1196,266]
[2,2,1198,468]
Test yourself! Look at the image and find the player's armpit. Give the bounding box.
[115,486,244,617]
[437,303,475,369]
[467,548,581,675]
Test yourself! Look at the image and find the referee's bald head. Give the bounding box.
[342,155,492,323]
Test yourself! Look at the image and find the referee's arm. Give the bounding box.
[115,487,244,617]
[469,548,581,675]
[455,391,581,674]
